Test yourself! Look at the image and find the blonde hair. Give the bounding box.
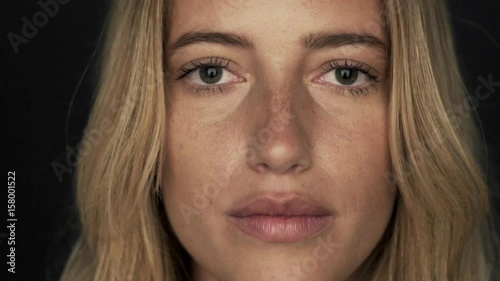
[59,0,499,280]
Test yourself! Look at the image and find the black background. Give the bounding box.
[1,1,499,280]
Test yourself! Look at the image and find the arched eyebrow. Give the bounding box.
[169,32,255,51]
[303,32,387,52]
[167,31,387,56]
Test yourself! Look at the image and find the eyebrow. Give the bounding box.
[303,32,387,52]
[168,31,388,54]
[168,32,255,54]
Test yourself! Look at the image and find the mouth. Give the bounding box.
[227,195,334,243]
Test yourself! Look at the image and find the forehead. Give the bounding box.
[168,0,386,44]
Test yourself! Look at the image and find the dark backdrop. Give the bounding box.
[1,1,499,280]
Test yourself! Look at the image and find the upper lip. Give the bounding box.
[228,195,332,217]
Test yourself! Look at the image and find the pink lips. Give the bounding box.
[228,196,333,243]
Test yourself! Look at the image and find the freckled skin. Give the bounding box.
[162,1,396,281]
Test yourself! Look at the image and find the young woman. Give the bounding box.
[60,0,499,280]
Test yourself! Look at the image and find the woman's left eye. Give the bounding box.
[324,68,371,86]
[315,60,379,88]
[311,60,380,96]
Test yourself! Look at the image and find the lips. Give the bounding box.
[227,195,334,243]
[228,196,332,217]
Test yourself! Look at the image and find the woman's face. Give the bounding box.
[162,0,395,280]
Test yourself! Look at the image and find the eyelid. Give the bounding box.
[317,59,379,79]
[174,56,247,96]
[310,59,382,96]
[175,56,240,81]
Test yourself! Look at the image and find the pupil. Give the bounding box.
[336,68,358,85]
[200,66,222,84]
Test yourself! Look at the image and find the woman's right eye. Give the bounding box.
[187,66,239,86]
[175,59,246,95]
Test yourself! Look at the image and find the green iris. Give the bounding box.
[335,68,359,85]
[199,66,223,84]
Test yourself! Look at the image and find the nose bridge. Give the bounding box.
[246,67,313,175]
[255,63,302,136]
[267,79,296,130]
[259,56,300,128]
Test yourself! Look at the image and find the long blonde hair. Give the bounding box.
[60,0,499,280]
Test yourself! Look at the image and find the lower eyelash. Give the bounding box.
[195,85,225,95]
[343,87,371,96]
[191,83,240,97]
[320,79,379,97]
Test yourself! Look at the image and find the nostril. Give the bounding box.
[256,163,270,172]
[290,164,300,172]
[254,162,306,174]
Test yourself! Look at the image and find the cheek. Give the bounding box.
[161,111,238,250]
[320,111,394,259]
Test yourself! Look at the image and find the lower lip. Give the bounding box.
[229,215,332,243]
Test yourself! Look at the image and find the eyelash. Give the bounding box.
[174,56,380,96]
[318,59,380,96]
[175,56,234,96]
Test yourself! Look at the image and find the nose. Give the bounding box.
[246,84,313,175]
